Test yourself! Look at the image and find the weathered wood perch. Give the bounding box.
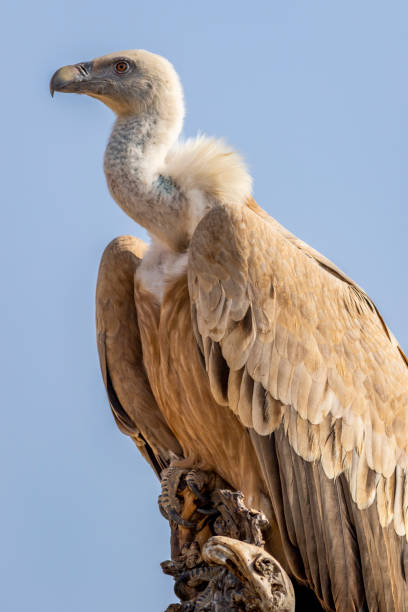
[160,469,295,611]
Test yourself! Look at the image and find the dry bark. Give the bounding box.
[160,469,295,611]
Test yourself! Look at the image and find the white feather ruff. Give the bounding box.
[164,135,252,207]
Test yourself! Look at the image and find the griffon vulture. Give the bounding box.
[50,50,408,611]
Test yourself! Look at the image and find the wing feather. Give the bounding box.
[96,236,181,475]
[188,200,408,607]
[188,201,408,523]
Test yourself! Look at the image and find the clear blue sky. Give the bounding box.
[2,1,407,610]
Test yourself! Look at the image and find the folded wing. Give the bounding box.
[96,236,181,476]
[188,200,408,610]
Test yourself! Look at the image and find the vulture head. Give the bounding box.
[50,49,185,122]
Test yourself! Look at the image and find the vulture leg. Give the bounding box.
[96,236,182,475]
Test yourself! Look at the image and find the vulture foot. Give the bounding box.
[161,469,295,611]
[159,466,218,528]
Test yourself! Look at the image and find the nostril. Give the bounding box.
[77,63,89,77]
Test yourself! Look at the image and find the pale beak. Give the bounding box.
[50,62,92,97]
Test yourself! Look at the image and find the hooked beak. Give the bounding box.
[49,62,93,97]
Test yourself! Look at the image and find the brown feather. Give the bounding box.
[96,236,182,471]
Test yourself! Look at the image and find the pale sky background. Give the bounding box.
[1,1,407,610]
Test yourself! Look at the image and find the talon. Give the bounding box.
[159,466,217,529]
[196,507,218,516]
[168,508,196,528]
[185,469,210,503]
[186,480,208,503]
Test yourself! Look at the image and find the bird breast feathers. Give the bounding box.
[138,135,252,301]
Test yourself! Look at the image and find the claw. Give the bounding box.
[159,466,218,530]
[185,469,212,504]
[197,507,218,515]
[168,508,196,528]
[186,480,208,503]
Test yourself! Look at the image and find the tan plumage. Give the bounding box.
[95,235,182,473]
[188,199,408,609]
[51,49,408,611]
[96,235,148,438]
[189,200,408,483]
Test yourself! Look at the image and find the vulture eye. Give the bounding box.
[115,61,129,74]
